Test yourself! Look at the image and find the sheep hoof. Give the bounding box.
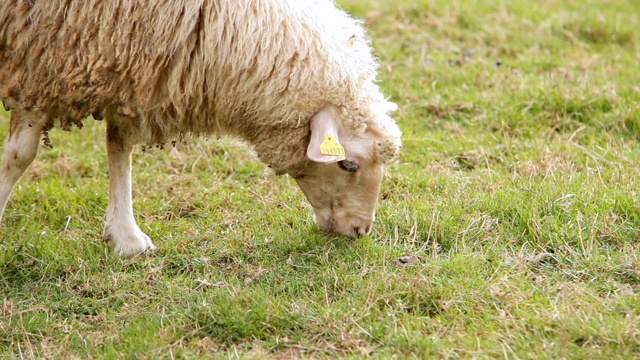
[104,225,157,257]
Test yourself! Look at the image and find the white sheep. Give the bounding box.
[0,0,402,256]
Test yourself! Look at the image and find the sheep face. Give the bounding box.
[293,157,384,237]
[292,105,400,237]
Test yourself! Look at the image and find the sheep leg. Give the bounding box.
[103,123,156,256]
[0,110,46,224]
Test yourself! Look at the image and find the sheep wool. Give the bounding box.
[0,0,401,174]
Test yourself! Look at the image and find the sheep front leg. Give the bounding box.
[0,110,46,223]
[103,123,156,256]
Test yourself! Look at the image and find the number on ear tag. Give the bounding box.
[320,135,346,156]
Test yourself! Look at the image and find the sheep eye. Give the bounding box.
[338,160,359,172]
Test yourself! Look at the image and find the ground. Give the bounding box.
[1,0,639,358]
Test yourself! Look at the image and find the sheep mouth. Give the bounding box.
[314,208,373,237]
[316,217,372,238]
[317,216,334,233]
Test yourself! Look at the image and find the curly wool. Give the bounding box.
[0,0,400,173]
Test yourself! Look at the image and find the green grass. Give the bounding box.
[1,0,639,358]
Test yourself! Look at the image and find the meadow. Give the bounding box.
[1,0,639,358]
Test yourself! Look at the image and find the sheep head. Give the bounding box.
[293,104,401,237]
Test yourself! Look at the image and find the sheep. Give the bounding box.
[0,0,402,256]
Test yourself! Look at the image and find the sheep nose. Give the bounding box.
[354,223,372,236]
[331,219,373,237]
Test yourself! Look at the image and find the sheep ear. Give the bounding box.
[307,107,346,163]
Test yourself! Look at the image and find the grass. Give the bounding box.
[1,0,639,358]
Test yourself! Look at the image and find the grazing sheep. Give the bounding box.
[0,0,402,256]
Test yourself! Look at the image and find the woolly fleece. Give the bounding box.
[0,0,401,174]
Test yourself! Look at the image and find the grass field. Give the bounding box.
[1,0,640,358]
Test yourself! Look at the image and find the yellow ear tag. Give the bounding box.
[320,134,346,157]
